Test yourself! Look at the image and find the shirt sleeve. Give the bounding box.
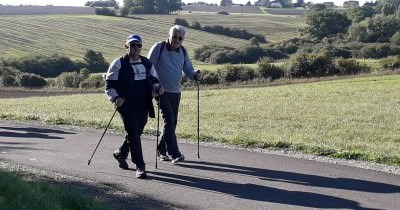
[105,58,121,102]
[147,43,160,66]
[182,46,196,80]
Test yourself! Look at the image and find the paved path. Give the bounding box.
[0,121,399,209]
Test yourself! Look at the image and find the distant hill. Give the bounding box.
[0,14,252,62]
[0,6,95,15]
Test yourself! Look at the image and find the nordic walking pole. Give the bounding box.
[197,80,200,159]
[88,108,118,165]
[155,97,161,169]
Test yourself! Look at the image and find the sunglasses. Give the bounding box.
[172,35,183,41]
[129,43,142,48]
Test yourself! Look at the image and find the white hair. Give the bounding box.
[169,25,186,37]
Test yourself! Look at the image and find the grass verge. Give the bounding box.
[0,169,115,210]
[0,75,399,166]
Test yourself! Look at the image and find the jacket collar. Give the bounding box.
[165,39,180,52]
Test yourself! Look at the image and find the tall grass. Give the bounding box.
[0,75,399,165]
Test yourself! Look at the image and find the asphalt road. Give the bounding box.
[1,121,399,210]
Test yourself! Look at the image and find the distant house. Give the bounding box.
[255,0,270,6]
[343,1,359,8]
[220,0,233,6]
[323,2,335,7]
[269,1,283,8]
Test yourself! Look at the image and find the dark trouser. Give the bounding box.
[117,105,148,168]
[157,92,182,159]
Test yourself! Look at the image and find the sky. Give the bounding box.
[0,0,370,7]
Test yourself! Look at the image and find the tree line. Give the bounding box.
[88,0,182,15]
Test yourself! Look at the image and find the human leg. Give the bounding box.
[159,92,182,159]
[113,136,129,169]
[119,108,147,177]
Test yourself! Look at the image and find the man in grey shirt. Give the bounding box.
[148,25,202,164]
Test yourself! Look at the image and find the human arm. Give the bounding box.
[105,58,124,107]
[147,42,161,66]
[182,46,202,81]
[149,65,164,97]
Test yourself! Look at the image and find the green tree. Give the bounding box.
[378,0,400,16]
[83,50,109,73]
[302,9,351,39]
[168,0,182,13]
[347,5,376,23]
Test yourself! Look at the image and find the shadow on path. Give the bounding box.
[179,160,400,194]
[0,126,76,139]
[150,170,377,210]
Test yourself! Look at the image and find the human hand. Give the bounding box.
[194,70,202,81]
[153,84,164,97]
[114,97,125,107]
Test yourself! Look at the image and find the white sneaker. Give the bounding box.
[171,155,185,164]
[136,167,147,179]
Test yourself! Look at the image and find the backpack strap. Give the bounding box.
[139,55,152,79]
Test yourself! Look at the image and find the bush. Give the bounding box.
[289,53,337,78]
[257,58,285,81]
[95,7,116,16]
[217,11,229,15]
[175,18,189,27]
[360,43,391,59]
[194,45,234,62]
[80,74,105,89]
[191,21,202,30]
[0,64,19,87]
[390,32,400,45]
[56,72,82,88]
[0,72,17,87]
[219,65,256,83]
[380,56,400,70]
[4,54,81,78]
[200,24,266,43]
[209,50,231,64]
[201,71,219,85]
[16,73,47,88]
[317,46,352,59]
[336,58,370,75]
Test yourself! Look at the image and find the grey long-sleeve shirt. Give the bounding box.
[147,41,195,93]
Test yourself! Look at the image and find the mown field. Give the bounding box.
[1,75,399,166]
[0,13,304,63]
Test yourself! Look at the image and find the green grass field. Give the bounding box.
[0,13,303,63]
[1,75,399,166]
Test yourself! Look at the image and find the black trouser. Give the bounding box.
[117,105,148,168]
[157,92,182,159]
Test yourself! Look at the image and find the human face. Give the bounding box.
[169,33,184,50]
[126,41,141,59]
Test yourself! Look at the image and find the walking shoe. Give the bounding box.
[136,167,147,179]
[171,155,185,164]
[113,151,128,170]
[158,154,171,161]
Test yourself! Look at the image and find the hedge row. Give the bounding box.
[195,55,373,85]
